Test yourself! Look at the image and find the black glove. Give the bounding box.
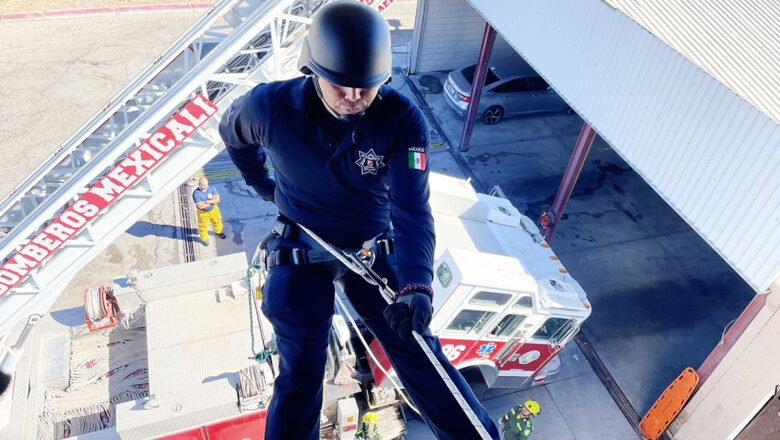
[383,286,433,341]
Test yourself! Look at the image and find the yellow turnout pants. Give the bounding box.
[196,204,223,242]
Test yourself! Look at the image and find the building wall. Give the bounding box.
[409,0,516,73]
[670,283,780,439]
[465,0,780,291]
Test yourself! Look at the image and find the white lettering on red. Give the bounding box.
[88,176,124,203]
[72,200,99,218]
[3,254,37,276]
[45,223,74,241]
[108,167,136,187]
[138,142,163,160]
[441,344,467,362]
[121,150,156,176]
[192,95,217,116]
[60,211,86,229]
[0,271,20,285]
[179,108,208,127]
[164,118,194,142]
[19,244,48,262]
[32,234,61,251]
[150,132,174,152]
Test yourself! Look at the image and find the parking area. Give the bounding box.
[407,70,755,415]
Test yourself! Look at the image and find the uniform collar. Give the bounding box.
[288,76,316,113]
[288,76,390,116]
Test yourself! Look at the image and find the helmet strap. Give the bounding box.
[312,76,367,122]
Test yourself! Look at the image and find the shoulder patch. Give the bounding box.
[408,146,427,171]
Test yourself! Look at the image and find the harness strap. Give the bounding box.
[265,215,393,268]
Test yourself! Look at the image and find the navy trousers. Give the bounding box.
[260,235,500,440]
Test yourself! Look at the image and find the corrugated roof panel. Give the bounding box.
[605,0,780,124]
[467,0,780,291]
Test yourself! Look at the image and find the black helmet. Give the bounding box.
[298,0,391,88]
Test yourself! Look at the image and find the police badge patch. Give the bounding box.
[354,148,386,175]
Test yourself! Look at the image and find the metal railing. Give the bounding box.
[0,0,327,336]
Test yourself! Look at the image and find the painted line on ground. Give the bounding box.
[0,3,214,21]
[1,0,418,21]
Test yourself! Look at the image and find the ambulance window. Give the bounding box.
[512,296,533,309]
[532,318,574,341]
[436,262,453,288]
[446,310,496,334]
[488,314,527,338]
[469,291,511,307]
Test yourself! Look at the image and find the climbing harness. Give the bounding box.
[262,215,393,269]
[296,223,494,440]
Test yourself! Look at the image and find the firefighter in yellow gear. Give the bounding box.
[499,400,539,440]
[192,177,226,245]
[355,412,382,440]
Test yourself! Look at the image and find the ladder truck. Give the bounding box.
[0,1,591,438]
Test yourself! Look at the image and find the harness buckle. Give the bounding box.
[291,248,306,265]
[376,238,394,256]
[272,217,295,239]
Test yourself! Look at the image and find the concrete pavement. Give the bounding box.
[408,71,755,416]
[0,10,203,309]
[0,10,201,198]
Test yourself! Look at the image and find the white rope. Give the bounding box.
[333,295,420,415]
[238,363,268,411]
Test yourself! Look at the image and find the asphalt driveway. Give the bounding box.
[409,71,755,415]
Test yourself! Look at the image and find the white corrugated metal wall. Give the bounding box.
[409,0,515,73]
[459,0,780,291]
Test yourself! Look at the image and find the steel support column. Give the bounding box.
[459,23,495,152]
[696,291,769,387]
[542,123,597,242]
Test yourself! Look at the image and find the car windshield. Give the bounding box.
[462,65,500,85]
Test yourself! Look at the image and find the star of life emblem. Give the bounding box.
[354,148,385,175]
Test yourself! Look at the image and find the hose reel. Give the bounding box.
[83,286,120,332]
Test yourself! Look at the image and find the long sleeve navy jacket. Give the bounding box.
[218,77,434,287]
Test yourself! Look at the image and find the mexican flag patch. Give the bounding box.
[408,147,426,171]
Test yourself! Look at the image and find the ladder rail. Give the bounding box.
[0,0,320,336]
[0,0,245,225]
[0,0,300,261]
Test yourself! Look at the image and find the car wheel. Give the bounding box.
[482,106,504,125]
[563,105,575,115]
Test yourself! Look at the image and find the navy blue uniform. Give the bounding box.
[219,77,499,440]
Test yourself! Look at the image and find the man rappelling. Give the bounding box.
[218,1,499,439]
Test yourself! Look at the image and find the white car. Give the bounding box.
[444,59,572,124]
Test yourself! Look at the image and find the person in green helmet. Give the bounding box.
[499,400,540,440]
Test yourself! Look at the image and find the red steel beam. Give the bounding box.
[696,292,769,387]
[542,123,597,242]
[459,22,496,152]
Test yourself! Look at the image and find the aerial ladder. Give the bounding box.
[0,0,328,338]
[0,3,510,438]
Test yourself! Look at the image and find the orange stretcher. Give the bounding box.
[639,367,699,440]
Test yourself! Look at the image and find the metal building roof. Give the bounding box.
[605,0,780,125]
[466,0,780,291]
